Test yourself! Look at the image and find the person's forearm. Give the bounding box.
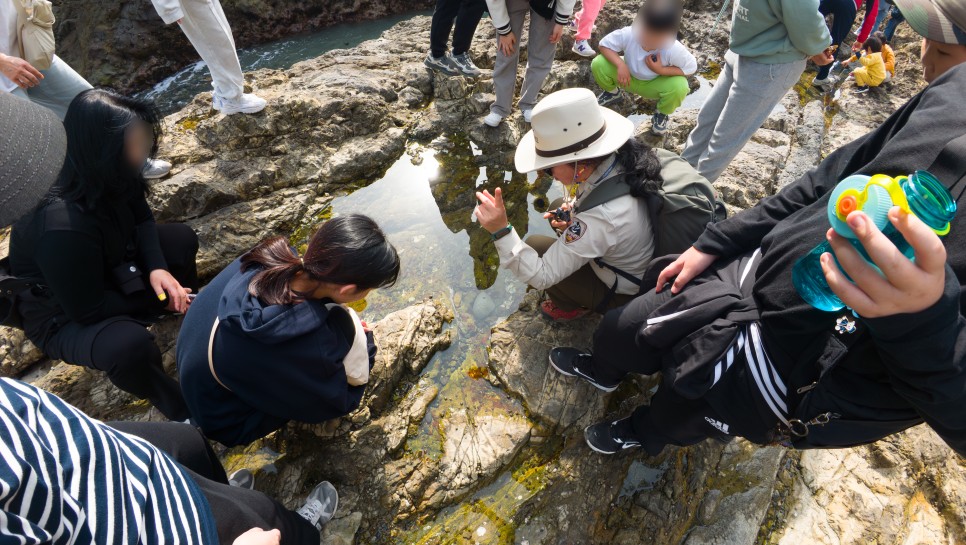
[600,47,625,68]
[658,66,686,77]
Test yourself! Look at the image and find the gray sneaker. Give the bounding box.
[228,468,255,490]
[451,52,482,78]
[650,112,670,135]
[296,481,339,530]
[597,89,622,106]
[424,52,460,77]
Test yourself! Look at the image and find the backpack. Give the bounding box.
[0,256,39,330]
[575,148,725,294]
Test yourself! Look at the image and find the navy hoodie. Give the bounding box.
[177,257,368,447]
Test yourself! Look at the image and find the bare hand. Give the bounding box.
[655,246,718,294]
[822,208,947,318]
[549,24,564,44]
[499,32,517,56]
[232,528,281,545]
[616,62,632,88]
[149,269,192,313]
[474,188,510,234]
[542,202,572,231]
[810,50,835,66]
[0,54,43,89]
[851,41,863,52]
[644,52,662,74]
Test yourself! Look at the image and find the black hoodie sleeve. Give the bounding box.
[131,195,168,273]
[695,67,966,259]
[862,265,966,456]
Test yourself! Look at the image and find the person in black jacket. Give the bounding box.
[9,89,198,421]
[176,215,400,447]
[551,0,966,457]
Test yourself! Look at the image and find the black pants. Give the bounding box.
[41,224,199,421]
[109,422,318,545]
[817,0,858,80]
[430,0,486,58]
[588,289,732,455]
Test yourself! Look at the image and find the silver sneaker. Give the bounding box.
[296,481,339,530]
[451,52,482,78]
[142,158,171,179]
[424,52,460,77]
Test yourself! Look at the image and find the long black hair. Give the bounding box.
[241,214,401,306]
[614,137,663,198]
[55,88,162,209]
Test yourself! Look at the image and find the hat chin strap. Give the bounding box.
[535,123,607,158]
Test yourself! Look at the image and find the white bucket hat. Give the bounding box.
[514,88,634,173]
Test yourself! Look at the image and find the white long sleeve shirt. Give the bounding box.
[494,156,655,295]
[484,0,577,35]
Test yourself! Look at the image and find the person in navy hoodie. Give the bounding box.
[177,214,400,447]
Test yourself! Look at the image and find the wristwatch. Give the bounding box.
[491,223,513,241]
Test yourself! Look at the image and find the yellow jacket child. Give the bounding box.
[853,51,886,87]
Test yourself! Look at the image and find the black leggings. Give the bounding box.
[41,224,199,421]
[817,0,858,80]
[108,422,319,545]
[430,0,487,57]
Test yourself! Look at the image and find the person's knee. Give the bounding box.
[591,54,613,79]
[162,223,200,257]
[525,235,555,256]
[668,76,690,100]
[92,323,160,377]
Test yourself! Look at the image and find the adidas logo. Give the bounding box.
[704,417,730,434]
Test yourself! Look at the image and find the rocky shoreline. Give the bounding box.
[2,1,964,543]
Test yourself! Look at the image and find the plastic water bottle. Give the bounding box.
[792,171,957,312]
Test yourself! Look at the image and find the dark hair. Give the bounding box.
[241,214,400,306]
[614,137,663,197]
[873,31,887,44]
[638,0,684,33]
[864,36,883,53]
[54,88,161,209]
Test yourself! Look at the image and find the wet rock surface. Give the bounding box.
[2,1,963,543]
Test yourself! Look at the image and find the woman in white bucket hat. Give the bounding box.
[475,87,660,321]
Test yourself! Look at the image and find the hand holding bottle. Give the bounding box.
[822,207,947,318]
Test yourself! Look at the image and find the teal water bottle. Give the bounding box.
[792,171,957,312]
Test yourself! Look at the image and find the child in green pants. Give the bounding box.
[593,0,696,135]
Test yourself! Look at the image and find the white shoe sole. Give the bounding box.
[483,117,503,127]
[214,102,267,115]
[572,46,596,58]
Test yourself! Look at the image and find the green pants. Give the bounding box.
[591,55,690,115]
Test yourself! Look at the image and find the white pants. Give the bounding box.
[176,0,244,100]
[10,55,92,120]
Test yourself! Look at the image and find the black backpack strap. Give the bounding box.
[927,133,966,199]
[593,257,643,287]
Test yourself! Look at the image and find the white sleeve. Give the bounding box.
[553,0,578,25]
[150,0,184,25]
[599,27,630,53]
[493,211,616,290]
[668,41,698,75]
[484,0,513,35]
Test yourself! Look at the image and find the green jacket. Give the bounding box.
[729,0,831,64]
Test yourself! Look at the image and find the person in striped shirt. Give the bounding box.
[0,377,338,544]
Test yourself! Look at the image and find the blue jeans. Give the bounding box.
[9,55,92,120]
[883,6,904,43]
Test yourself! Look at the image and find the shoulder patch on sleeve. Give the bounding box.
[564,219,587,244]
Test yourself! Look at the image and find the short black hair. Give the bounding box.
[638,0,684,33]
[864,36,883,53]
[55,89,161,209]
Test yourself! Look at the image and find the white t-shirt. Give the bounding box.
[1,0,20,92]
[599,25,698,81]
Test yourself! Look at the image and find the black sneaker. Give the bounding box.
[451,52,482,78]
[548,347,620,392]
[651,112,670,135]
[854,85,870,94]
[597,89,622,106]
[584,417,641,454]
[424,52,460,77]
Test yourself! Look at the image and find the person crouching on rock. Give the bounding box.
[9,88,199,422]
[475,87,715,322]
[550,0,966,458]
[176,214,400,447]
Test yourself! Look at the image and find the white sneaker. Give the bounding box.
[523,109,533,123]
[142,158,172,179]
[483,111,504,127]
[572,40,596,57]
[212,93,267,115]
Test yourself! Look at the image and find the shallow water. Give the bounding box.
[136,10,432,115]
